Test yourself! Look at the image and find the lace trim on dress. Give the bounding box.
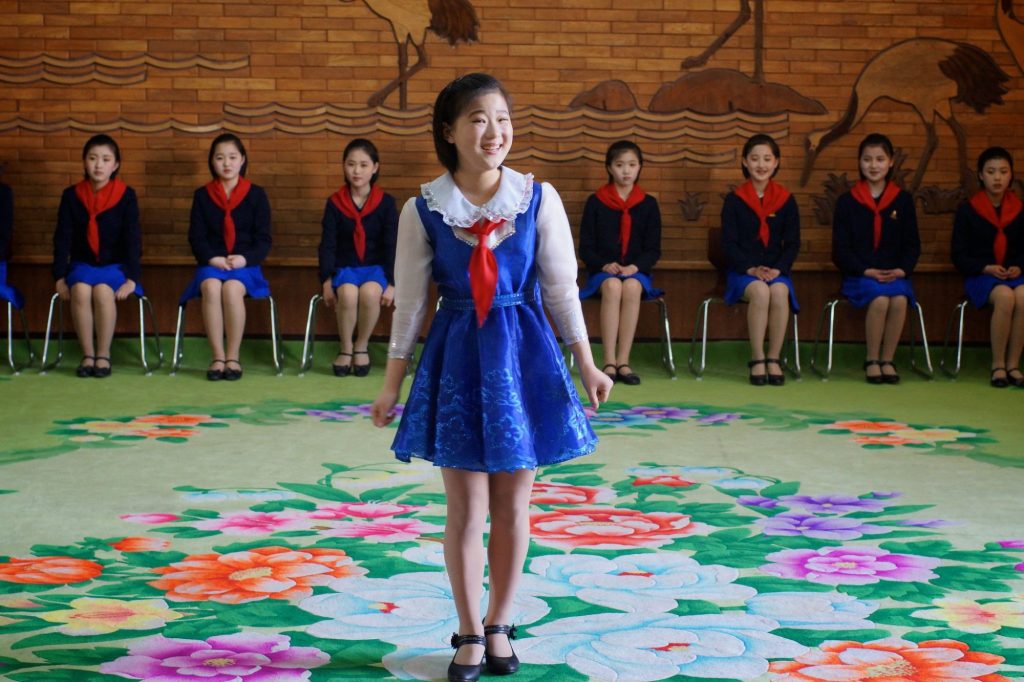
[421,168,534,228]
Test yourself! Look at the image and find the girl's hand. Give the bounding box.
[746,266,761,278]
[1007,266,1022,279]
[381,285,395,307]
[580,363,613,409]
[226,254,247,269]
[371,390,399,427]
[209,256,231,271]
[55,278,70,301]
[602,262,622,275]
[115,279,136,301]
[864,268,885,282]
[983,264,1008,279]
[322,280,336,308]
[764,267,780,281]
[619,264,639,277]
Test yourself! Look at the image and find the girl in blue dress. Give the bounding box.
[721,133,800,386]
[0,180,21,310]
[52,135,141,377]
[370,73,612,682]
[833,133,920,384]
[952,146,1024,387]
[317,139,398,377]
[185,133,271,381]
[578,140,662,385]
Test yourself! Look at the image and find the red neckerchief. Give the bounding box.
[466,218,505,327]
[205,178,252,253]
[74,179,127,260]
[733,180,790,247]
[850,180,901,251]
[594,183,646,260]
[330,185,384,263]
[969,190,1022,266]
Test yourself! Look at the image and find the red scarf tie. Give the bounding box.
[466,218,505,327]
[330,185,384,263]
[969,190,1023,266]
[849,180,901,251]
[205,178,252,253]
[594,183,647,260]
[74,179,127,261]
[733,180,791,247]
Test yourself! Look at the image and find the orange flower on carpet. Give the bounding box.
[109,537,172,553]
[853,435,915,446]
[0,556,103,584]
[829,420,908,432]
[150,546,366,604]
[632,474,696,487]
[530,507,708,549]
[769,637,1009,681]
[134,415,215,427]
[531,482,615,505]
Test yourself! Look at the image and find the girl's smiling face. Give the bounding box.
[859,144,894,186]
[980,157,1013,200]
[344,148,379,193]
[83,144,119,189]
[211,141,245,183]
[445,91,512,176]
[608,150,641,189]
[742,144,779,186]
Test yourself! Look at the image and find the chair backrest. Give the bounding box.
[707,227,728,273]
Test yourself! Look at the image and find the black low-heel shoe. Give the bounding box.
[863,360,884,385]
[765,358,785,386]
[448,633,485,682]
[484,624,520,676]
[748,359,767,386]
[352,350,371,377]
[879,360,900,384]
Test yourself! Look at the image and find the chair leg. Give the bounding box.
[940,300,967,379]
[40,292,64,373]
[654,297,676,379]
[688,298,713,379]
[171,302,186,374]
[908,302,934,379]
[784,312,802,378]
[6,301,35,373]
[299,294,322,374]
[810,299,839,379]
[138,295,164,373]
[268,296,283,375]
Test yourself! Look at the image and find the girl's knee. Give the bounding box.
[621,278,643,300]
[991,286,1013,310]
[600,278,622,297]
[200,278,222,297]
[221,281,246,301]
[70,283,92,301]
[745,282,769,305]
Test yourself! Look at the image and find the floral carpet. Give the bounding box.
[1,351,1024,681]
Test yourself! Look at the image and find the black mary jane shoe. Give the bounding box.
[332,352,352,377]
[765,358,785,386]
[879,360,900,384]
[616,364,641,385]
[352,350,371,377]
[484,624,520,676]
[76,356,96,378]
[863,360,884,385]
[448,633,485,682]
[206,359,226,381]
[602,363,619,382]
[1008,368,1024,388]
[991,367,1009,388]
[748,359,767,386]
[93,356,112,378]
[224,359,243,381]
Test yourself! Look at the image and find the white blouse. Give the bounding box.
[388,168,588,359]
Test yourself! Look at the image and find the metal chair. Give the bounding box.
[939,297,972,378]
[298,293,325,373]
[40,290,163,374]
[689,227,801,379]
[171,292,283,375]
[1,286,33,373]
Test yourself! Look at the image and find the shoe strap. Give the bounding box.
[484,624,517,639]
[450,633,486,648]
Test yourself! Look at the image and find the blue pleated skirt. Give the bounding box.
[0,262,24,309]
[840,276,916,308]
[331,265,388,290]
[65,263,143,296]
[964,273,1024,309]
[179,265,270,304]
[725,271,799,312]
[579,271,664,300]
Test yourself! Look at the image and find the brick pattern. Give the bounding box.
[0,0,1020,272]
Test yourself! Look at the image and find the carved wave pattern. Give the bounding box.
[0,54,249,85]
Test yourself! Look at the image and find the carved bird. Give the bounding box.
[344,0,480,109]
[682,0,766,83]
[800,38,1009,191]
[997,0,1024,73]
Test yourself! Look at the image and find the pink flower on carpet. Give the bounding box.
[109,537,172,552]
[121,513,181,525]
[531,481,616,505]
[0,556,103,584]
[324,518,443,542]
[631,474,697,488]
[530,507,709,550]
[306,501,424,520]
[998,540,1024,549]
[762,546,940,585]
[193,512,311,536]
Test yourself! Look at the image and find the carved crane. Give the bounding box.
[682,0,766,83]
[997,0,1024,73]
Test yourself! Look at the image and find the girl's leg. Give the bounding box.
[599,278,623,376]
[200,279,226,362]
[864,296,889,380]
[614,278,643,373]
[1006,286,1024,371]
[92,284,117,369]
[765,283,790,365]
[989,285,1013,376]
[354,281,384,369]
[879,295,908,378]
[440,468,490,666]
[221,280,247,364]
[334,284,359,359]
[743,280,769,377]
[483,468,536,658]
[70,283,96,365]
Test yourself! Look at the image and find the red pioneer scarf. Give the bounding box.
[850,180,901,251]
[969,190,1023,266]
[733,180,790,247]
[74,179,127,260]
[466,218,505,327]
[595,183,646,260]
[205,178,252,253]
[330,185,384,263]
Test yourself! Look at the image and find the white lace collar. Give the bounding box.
[421,167,534,229]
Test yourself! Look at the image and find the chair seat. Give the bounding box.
[171,291,283,375]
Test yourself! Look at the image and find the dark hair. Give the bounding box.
[977,146,1014,174]
[432,72,511,174]
[343,138,381,186]
[857,133,895,181]
[82,134,121,179]
[604,140,644,183]
[740,134,780,179]
[207,133,248,179]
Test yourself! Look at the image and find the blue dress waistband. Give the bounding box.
[439,291,535,311]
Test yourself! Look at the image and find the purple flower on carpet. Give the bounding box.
[100,633,328,680]
[999,540,1024,549]
[619,406,699,420]
[303,410,354,422]
[895,519,957,528]
[345,403,403,418]
[756,513,887,541]
[697,412,740,424]
[778,494,888,514]
[762,546,940,585]
[868,491,902,499]
[737,495,781,509]
[1016,562,1024,572]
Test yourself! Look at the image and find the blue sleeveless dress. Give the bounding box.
[392,183,597,473]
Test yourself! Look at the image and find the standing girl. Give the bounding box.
[52,135,141,377]
[952,146,1024,387]
[370,73,612,682]
[317,138,398,377]
[185,133,271,381]
[721,133,800,386]
[578,140,662,385]
[833,133,920,384]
